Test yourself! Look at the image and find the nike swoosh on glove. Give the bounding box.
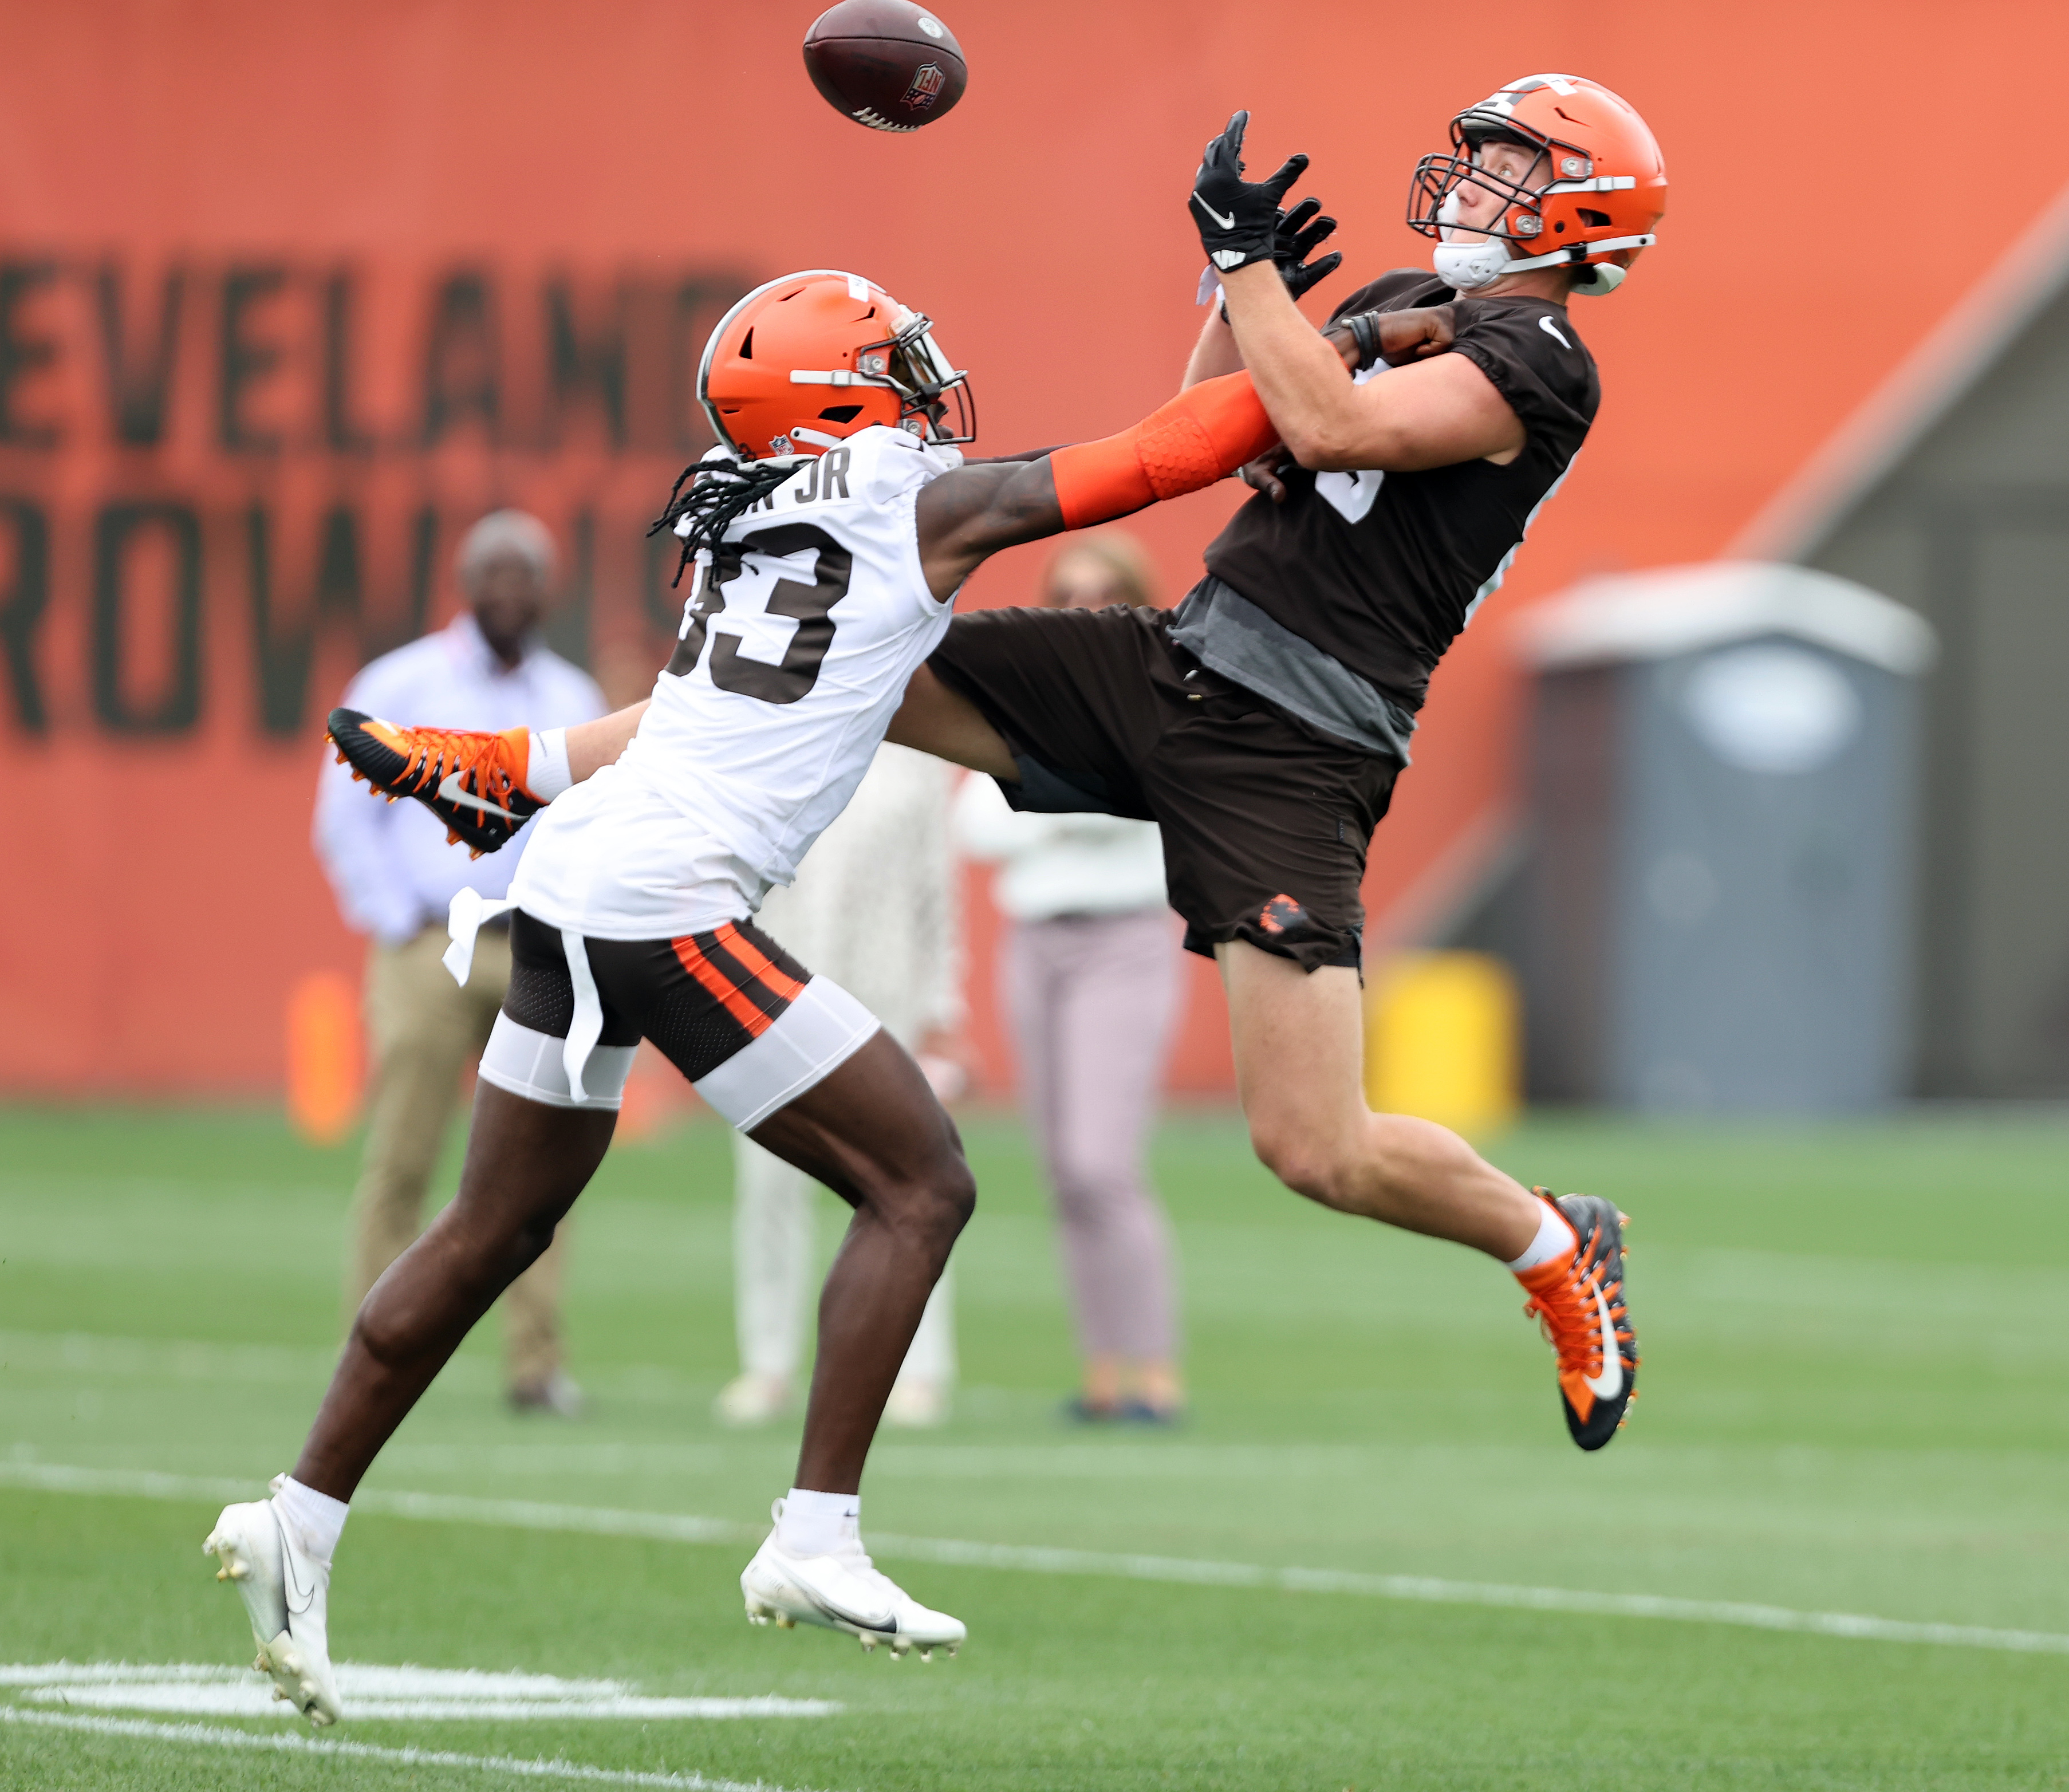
[1190,109,1313,275]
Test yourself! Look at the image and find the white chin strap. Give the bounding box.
[1433,241,1636,296]
[1433,240,1514,291]
[1433,192,1644,296]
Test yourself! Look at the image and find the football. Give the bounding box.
[802,0,967,133]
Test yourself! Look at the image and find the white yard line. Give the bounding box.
[3,1661,840,1722]
[0,1706,829,1789]
[6,1458,2065,1657]
[26,1694,825,1721]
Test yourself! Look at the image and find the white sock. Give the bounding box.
[1506,1200,1579,1273]
[776,1487,859,1558]
[525,726,573,801]
[272,1476,349,1567]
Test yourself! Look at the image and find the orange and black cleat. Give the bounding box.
[1515,1190,1638,1451]
[325,708,544,858]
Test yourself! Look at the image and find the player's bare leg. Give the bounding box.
[294,1085,616,1498]
[747,1031,975,1491]
[1219,942,1537,1255]
[884,665,1020,778]
[288,1028,967,1500]
[1219,940,1636,1446]
[203,1084,611,1727]
[732,1030,975,1656]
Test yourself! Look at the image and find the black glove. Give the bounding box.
[1216,196,1342,322]
[1274,196,1342,301]
[1191,110,1312,275]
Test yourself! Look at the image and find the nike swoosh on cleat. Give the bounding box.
[819,1596,897,1632]
[1583,1279,1624,1401]
[436,769,521,823]
[798,1581,897,1632]
[275,1514,315,1616]
[1194,194,1238,231]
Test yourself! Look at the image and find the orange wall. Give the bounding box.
[4,0,2064,1096]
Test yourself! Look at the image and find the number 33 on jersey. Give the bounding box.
[666,432,955,708]
[509,423,965,943]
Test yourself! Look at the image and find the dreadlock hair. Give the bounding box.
[647,452,807,589]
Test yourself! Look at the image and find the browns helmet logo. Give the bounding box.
[1258,894,1307,935]
[902,63,948,110]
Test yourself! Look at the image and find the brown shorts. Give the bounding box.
[928,604,1398,973]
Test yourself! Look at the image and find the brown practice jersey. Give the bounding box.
[1202,271,1600,713]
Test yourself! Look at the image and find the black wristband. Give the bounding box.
[1347,312,1380,372]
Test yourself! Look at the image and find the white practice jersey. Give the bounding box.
[513,427,963,940]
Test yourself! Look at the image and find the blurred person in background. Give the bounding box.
[956,534,1185,1423]
[313,509,605,1416]
[718,745,964,1431]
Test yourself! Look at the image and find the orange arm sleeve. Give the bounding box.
[1049,372,1279,531]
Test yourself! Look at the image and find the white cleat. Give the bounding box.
[740,1511,964,1661]
[202,1478,343,1727]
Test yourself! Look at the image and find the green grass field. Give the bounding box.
[2,1101,2066,1791]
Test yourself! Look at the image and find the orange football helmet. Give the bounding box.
[1408,74,1666,295]
[697,269,975,460]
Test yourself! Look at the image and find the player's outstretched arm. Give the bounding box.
[913,372,1283,601]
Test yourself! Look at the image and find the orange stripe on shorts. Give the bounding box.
[713,922,807,1003]
[672,934,775,1037]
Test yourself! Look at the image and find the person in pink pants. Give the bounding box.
[955,534,1185,1421]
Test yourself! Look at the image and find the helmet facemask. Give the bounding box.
[1411,123,1573,290]
[857,310,977,446]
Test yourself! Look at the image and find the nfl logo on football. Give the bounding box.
[903,62,947,110]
